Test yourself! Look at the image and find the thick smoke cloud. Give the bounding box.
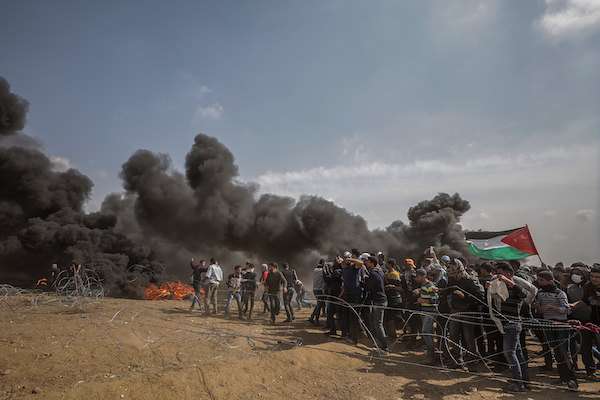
[1,74,472,292]
[118,133,472,273]
[0,77,164,296]
[0,77,29,135]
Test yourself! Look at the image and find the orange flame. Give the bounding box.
[144,281,196,300]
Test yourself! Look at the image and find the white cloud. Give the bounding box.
[538,0,600,39]
[50,156,72,172]
[544,209,558,218]
[575,208,596,222]
[478,211,491,220]
[256,145,594,189]
[194,103,224,120]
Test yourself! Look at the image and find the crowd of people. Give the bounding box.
[189,250,600,393]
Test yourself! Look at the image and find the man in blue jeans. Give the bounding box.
[494,262,529,392]
[362,254,389,354]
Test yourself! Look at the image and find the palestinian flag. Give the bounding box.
[465,225,539,260]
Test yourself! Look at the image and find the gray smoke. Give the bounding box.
[1,74,472,291]
[117,133,472,273]
[0,77,164,296]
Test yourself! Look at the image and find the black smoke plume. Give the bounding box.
[1,75,472,292]
[117,133,472,273]
[0,77,164,296]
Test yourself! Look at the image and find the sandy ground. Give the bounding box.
[1,294,598,400]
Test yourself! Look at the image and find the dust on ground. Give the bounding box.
[1,295,598,400]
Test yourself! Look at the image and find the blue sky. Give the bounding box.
[1,0,599,263]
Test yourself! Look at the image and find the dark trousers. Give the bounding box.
[242,290,255,319]
[268,293,281,322]
[545,328,577,382]
[326,292,339,334]
[283,287,295,320]
[311,289,325,321]
[582,330,600,373]
[449,320,478,366]
[342,291,362,342]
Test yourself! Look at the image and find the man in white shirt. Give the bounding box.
[204,258,223,314]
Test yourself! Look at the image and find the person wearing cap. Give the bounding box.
[362,254,389,354]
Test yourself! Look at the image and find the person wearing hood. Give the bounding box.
[443,258,485,371]
[534,270,578,391]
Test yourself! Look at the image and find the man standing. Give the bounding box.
[494,262,529,392]
[580,266,600,379]
[363,255,389,354]
[309,259,325,325]
[281,263,298,322]
[204,258,223,315]
[265,263,288,324]
[190,258,208,311]
[323,258,343,336]
[224,265,243,319]
[534,270,578,391]
[241,264,258,320]
[343,253,368,345]
[414,268,439,364]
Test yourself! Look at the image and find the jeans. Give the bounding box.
[268,293,281,322]
[283,287,296,320]
[544,327,576,382]
[370,302,388,350]
[242,290,255,319]
[224,291,242,318]
[503,322,529,384]
[190,284,203,310]
[204,283,219,314]
[421,313,435,356]
[311,289,325,321]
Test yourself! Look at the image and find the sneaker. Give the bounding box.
[566,380,578,391]
[283,318,292,323]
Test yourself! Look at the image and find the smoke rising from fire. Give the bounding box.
[1,75,471,294]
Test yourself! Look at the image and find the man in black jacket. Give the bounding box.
[444,258,484,371]
[323,258,343,336]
